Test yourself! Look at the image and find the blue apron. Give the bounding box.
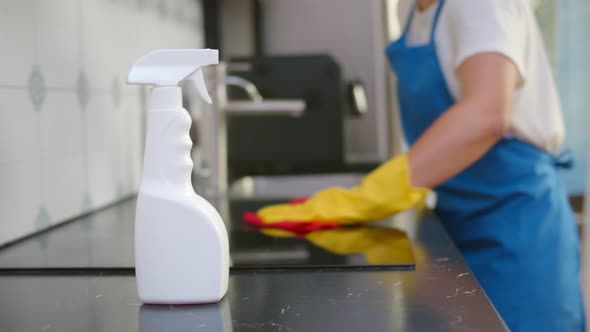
[385,1,585,331]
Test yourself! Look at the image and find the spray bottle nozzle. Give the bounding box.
[128,49,219,104]
[188,68,212,104]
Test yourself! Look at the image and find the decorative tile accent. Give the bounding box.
[35,206,51,231]
[76,71,90,110]
[28,65,46,112]
[35,206,51,248]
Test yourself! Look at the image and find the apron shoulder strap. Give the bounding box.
[429,0,446,44]
[402,4,417,36]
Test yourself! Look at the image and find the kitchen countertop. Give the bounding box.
[0,197,416,270]
[0,197,508,331]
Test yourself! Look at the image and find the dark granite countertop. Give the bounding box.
[0,197,507,331]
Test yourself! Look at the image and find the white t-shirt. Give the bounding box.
[397,0,565,153]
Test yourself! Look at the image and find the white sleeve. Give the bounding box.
[449,0,528,84]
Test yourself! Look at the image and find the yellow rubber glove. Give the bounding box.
[257,154,430,224]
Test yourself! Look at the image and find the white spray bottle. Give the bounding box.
[128,49,229,304]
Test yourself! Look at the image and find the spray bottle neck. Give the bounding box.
[143,85,194,193]
[150,86,182,109]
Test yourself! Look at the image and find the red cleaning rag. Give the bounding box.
[242,198,341,236]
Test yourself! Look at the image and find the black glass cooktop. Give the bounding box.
[0,198,415,271]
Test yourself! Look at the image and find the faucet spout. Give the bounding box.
[196,63,306,198]
[225,76,263,102]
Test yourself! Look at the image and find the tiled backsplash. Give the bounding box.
[0,0,205,246]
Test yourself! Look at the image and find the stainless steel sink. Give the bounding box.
[229,173,364,200]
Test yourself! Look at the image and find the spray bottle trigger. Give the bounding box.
[188,68,212,105]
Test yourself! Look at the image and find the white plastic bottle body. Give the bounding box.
[135,93,229,304]
[135,191,229,304]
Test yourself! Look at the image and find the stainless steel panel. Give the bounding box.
[229,174,363,199]
[262,0,399,163]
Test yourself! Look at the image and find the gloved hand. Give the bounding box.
[255,154,430,225]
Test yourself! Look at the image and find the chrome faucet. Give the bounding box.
[195,62,306,198]
[224,75,263,102]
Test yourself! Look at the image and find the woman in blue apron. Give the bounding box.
[385,0,584,330]
[254,0,585,330]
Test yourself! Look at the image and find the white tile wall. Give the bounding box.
[0,0,36,87]
[41,155,86,224]
[39,91,86,225]
[0,0,205,246]
[39,92,83,161]
[0,161,41,245]
[36,0,81,89]
[86,94,118,208]
[0,90,39,164]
